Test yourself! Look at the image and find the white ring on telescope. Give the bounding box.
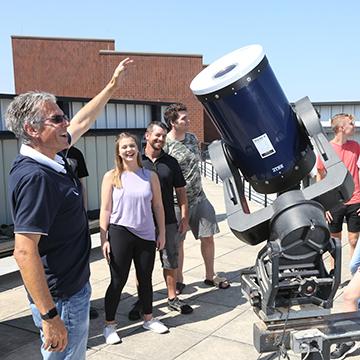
[190,44,265,95]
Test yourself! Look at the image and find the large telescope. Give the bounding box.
[190,45,358,359]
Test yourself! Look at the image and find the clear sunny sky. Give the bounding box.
[1,0,359,102]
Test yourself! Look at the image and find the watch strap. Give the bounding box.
[41,306,58,320]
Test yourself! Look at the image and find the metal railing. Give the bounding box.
[200,159,274,207]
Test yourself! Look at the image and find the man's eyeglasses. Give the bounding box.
[45,114,69,124]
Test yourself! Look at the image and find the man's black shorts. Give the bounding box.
[328,203,360,233]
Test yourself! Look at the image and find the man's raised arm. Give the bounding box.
[68,57,133,145]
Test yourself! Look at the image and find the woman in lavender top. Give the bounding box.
[100,132,168,344]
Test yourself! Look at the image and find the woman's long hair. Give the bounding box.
[113,132,142,188]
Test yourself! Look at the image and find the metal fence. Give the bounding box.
[200,159,274,207]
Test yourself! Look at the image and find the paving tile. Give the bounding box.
[100,327,206,360]
[2,333,115,360]
[182,238,198,250]
[0,270,22,290]
[86,348,99,357]
[179,255,205,274]
[219,245,267,269]
[213,307,257,345]
[2,339,42,360]
[0,323,39,357]
[0,285,29,320]
[174,334,302,360]
[90,258,113,282]
[174,335,261,360]
[87,350,134,359]
[1,308,38,332]
[194,281,249,309]
[163,299,244,335]
[214,235,248,252]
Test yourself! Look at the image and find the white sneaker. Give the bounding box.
[103,323,121,344]
[142,318,169,334]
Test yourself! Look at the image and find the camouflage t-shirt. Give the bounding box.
[164,132,206,206]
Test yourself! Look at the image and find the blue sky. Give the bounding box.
[1,0,359,102]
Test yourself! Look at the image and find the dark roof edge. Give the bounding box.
[0,93,16,98]
[311,100,360,106]
[11,35,114,43]
[99,50,202,58]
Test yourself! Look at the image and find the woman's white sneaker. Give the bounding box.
[103,323,121,344]
[143,318,169,334]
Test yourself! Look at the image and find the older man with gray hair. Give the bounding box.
[6,57,133,359]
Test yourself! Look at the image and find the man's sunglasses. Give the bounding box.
[45,114,69,124]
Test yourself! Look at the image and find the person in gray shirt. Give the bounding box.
[163,103,230,294]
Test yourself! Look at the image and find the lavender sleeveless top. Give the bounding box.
[110,168,155,241]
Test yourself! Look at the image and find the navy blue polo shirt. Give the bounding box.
[9,153,90,299]
[142,150,186,225]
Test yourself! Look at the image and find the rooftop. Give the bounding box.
[0,178,356,359]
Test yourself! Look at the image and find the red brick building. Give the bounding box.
[2,36,360,226]
[0,35,220,223]
[11,35,219,142]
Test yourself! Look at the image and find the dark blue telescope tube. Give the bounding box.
[190,45,315,194]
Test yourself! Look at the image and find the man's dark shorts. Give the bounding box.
[328,203,360,233]
[160,223,180,269]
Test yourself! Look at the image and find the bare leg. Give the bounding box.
[343,270,360,312]
[200,236,215,280]
[163,269,177,299]
[348,231,359,261]
[176,240,185,284]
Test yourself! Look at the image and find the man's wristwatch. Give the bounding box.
[41,307,58,320]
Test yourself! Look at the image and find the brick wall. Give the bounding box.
[12,36,115,97]
[12,36,205,141]
[204,111,221,143]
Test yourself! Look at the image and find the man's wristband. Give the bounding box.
[41,307,58,320]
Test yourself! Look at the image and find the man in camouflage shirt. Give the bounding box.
[163,103,230,293]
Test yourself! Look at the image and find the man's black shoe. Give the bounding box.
[168,297,193,314]
[331,342,357,359]
[128,300,142,321]
[89,307,99,320]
